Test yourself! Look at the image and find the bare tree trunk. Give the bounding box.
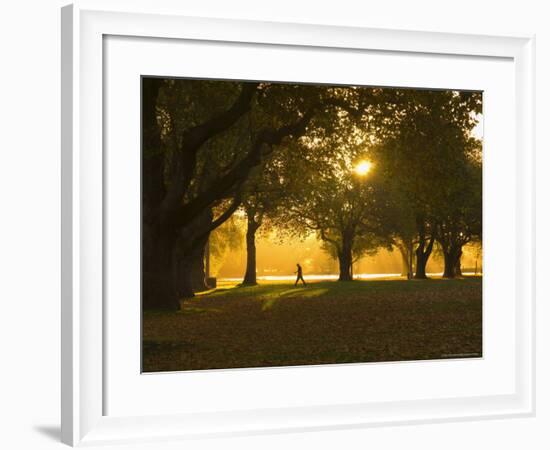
[338,233,354,281]
[142,226,181,311]
[242,214,259,285]
[141,79,181,311]
[442,253,456,278]
[338,252,353,281]
[408,240,414,280]
[173,209,213,299]
[398,246,409,277]
[204,239,211,280]
[396,238,414,279]
[191,242,209,292]
[415,234,434,279]
[455,248,463,277]
[176,257,195,299]
[442,246,462,279]
[174,236,210,298]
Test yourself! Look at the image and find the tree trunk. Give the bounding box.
[415,234,435,279]
[191,242,209,292]
[205,240,211,280]
[442,246,462,279]
[175,242,209,297]
[338,252,353,281]
[455,248,463,277]
[142,78,165,219]
[173,236,210,298]
[338,233,354,281]
[396,239,414,279]
[141,79,181,311]
[408,240,414,280]
[142,226,180,311]
[415,250,428,279]
[242,215,259,285]
[176,257,195,298]
[399,249,409,277]
[442,252,456,278]
[174,209,213,297]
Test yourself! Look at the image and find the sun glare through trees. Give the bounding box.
[354,160,372,176]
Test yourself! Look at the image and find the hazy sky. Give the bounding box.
[472,113,484,140]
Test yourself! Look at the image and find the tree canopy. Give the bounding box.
[142,78,482,310]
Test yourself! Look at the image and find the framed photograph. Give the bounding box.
[61,2,535,446]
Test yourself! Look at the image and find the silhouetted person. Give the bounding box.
[294,263,306,287]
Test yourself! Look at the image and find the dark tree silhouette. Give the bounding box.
[370,89,482,279]
[142,80,259,309]
[435,159,482,278]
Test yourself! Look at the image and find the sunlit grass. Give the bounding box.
[261,288,329,311]
[179,305,223,315]
[201,276,481,299]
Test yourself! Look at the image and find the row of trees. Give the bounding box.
[142,78,482,310]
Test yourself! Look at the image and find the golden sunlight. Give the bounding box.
[354,160,372,176]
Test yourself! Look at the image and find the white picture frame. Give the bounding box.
[61,1,535,446]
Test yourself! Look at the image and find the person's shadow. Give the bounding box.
[34,425,60,442]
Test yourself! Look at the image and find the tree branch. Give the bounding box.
[188,193,243,251]
[157,83,259,224]
[319,228,341,249]
[166,109,317,229]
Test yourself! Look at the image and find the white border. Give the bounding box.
[105,35,516,417]
[61,2,535,446]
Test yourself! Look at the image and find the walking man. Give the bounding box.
[294,263,307,287]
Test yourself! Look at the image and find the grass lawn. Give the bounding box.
[142,277,482,372]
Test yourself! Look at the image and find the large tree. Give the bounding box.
[370,89,482,279]
[293,167,390,281]
[434,155,482,278]
[240,163,286,286]
[142,79,365,309]
[142,79,258,309]
[281,128,392,281]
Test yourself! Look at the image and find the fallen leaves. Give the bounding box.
[142,278,482,372]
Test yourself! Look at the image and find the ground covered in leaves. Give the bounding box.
[142,277,482,372]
